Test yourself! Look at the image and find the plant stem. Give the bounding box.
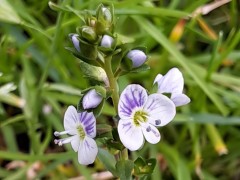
[104,56,119,113]
[104,56,128,160]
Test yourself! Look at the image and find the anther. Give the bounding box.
[54,139,62,146]
[54,131,60,136]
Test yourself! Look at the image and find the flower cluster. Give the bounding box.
[54,4,190,168]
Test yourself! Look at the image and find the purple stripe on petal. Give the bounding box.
[82,116,92,126]
[118,84,148,119]
[79,112,87,124]
[78,111,96,138]
[121,122,132,134]
[85,122,95,135]
[144,99,158,111]
[84,139,90,148]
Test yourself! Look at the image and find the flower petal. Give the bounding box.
[144,93,176,127]
[155,68,184,94]
[171,93,190,107]
[142,123,161,144]
[78,136,98,165]
[118,119,144,151]
[101,35,114,48]
[78,111,96,138]
[64,106,78,135]
[70,135,80,152]
[153,74,163,85]
[118,84,148,119]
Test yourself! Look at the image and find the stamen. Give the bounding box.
[54,136,75,146]
[54,139,62,146]
[54,131,69,137]
[133,110,148,126]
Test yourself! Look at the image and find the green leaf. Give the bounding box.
[48,1,70,12]
[96,124,112,136]
[97,148,117,176]
[79,61,107,83]
[116,160,134,180]
[0,0,21,24]
[130,64,150,73]
[43,83,81,96]
[115,6,188,18]
[65,45,99,67]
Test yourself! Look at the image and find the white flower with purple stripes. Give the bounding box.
[154,67,190,107]
[118,84,176,151]
[54,106,98,165]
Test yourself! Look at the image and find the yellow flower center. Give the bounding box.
[133,110,148,126]
[77,125,85,140]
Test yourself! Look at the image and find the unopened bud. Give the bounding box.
[81,26,97,42]
[96,4,113,34]
[69,34,80,52]
[82,89,103,109]
[127,50,147,68]
[100,35,114,48]
[98,5,112,25]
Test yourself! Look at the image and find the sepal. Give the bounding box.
[68,34,98,62]
[79,26,98,43]
[134,157,156,176]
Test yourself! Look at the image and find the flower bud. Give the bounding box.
[100,35,114,48]
[127,50,147,68]
[81,26,97,43]
[97,5,112,26]
[69,34,80,52]
[96,4,113,34]
[82,89,103,109]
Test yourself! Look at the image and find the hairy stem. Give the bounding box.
[104,56,119,113]
[104,56,128,160]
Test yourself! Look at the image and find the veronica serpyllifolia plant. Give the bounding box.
[54,3,190,179]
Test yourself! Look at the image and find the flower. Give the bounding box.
[82,89,103,109]
[100,35,114,48]
[127,50,147,68]
[154,68,190,107]
[118,84,176,151]
[69,34,80,52]
[54,106,98,165]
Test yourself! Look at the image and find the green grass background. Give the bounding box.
[0,0,240,179]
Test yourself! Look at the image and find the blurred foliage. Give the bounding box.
[0,0,240,179]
